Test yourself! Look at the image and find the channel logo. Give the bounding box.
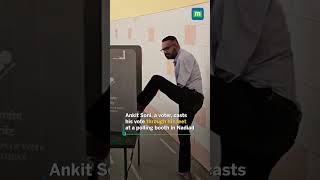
[192,8,204,20]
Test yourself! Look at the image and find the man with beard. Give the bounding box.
[137,36,204,179]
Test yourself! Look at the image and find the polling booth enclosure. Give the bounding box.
[110,46,142,133]
[109,46,142,180]
[0,0,109,179]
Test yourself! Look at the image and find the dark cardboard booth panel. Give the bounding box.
[110,45,142,180]
[110,46,142,133]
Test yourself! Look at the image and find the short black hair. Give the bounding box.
[162,36,179,44]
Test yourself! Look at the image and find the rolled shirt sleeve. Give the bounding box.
[174,49,203,94]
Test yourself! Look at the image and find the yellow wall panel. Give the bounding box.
[111,0,208,21]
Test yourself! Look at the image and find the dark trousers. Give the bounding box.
[137,75,204,172]
[211,75,301,180]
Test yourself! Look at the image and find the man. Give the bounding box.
[211,0,302,179]
[137,36,204,179]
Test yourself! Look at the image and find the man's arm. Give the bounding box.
[177,54,195,87]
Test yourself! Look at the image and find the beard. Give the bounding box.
[165,51,177,59]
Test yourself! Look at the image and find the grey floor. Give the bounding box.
[109,130,211,180]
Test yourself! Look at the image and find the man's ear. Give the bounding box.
[175,42,180,48]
